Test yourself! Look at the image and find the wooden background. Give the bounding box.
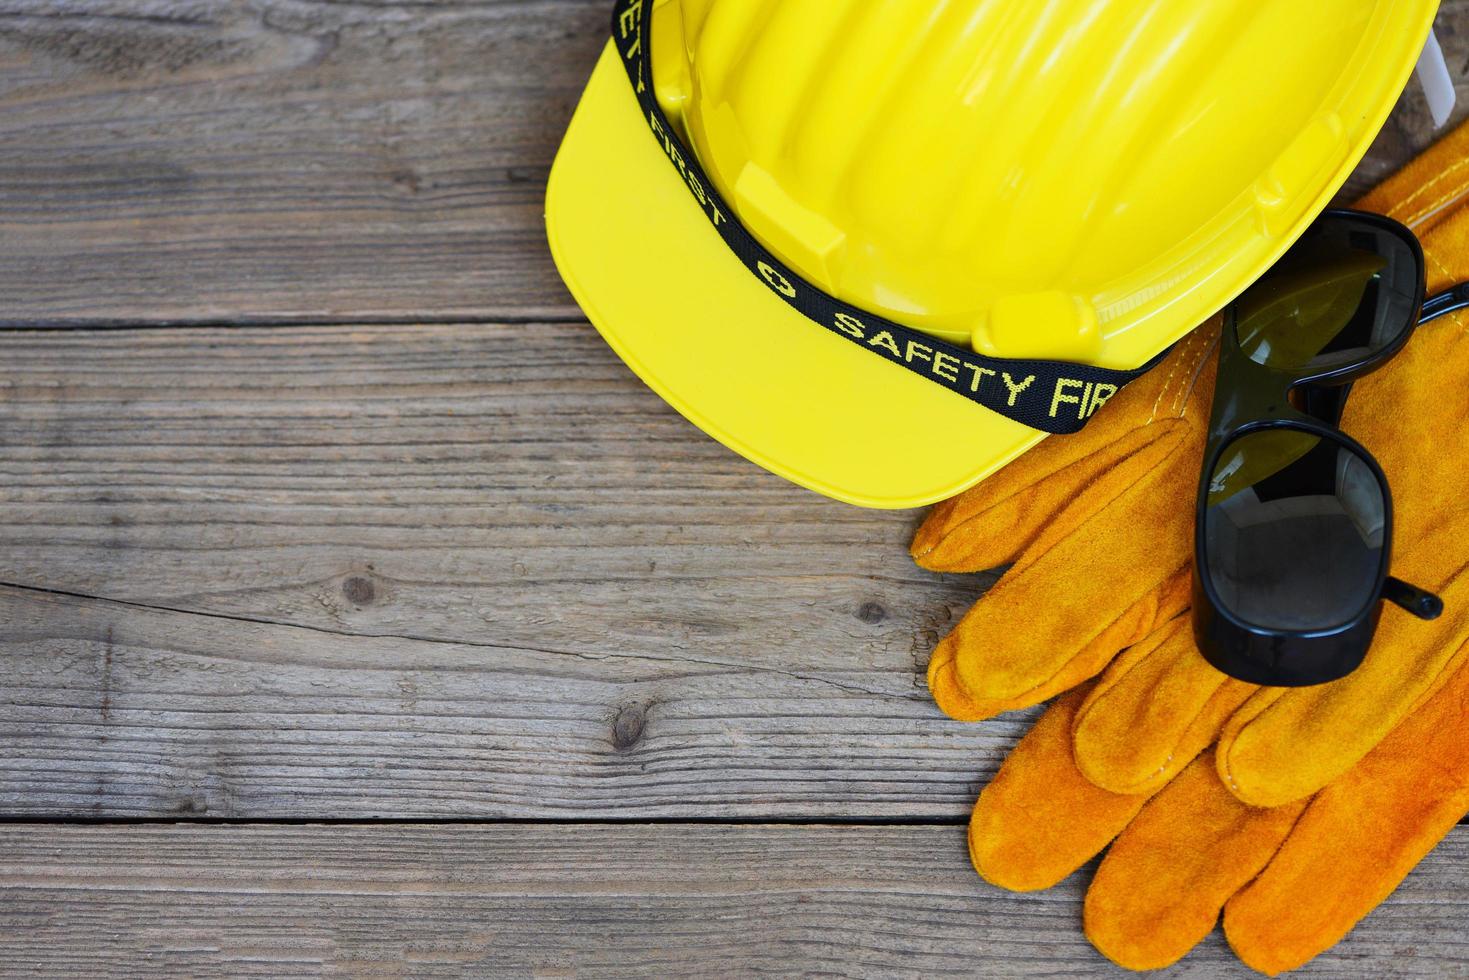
[1,1,1467,975]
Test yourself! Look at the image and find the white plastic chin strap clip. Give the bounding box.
[1417,28,1456,129]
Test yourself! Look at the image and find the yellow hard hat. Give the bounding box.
[546,0,1439,508]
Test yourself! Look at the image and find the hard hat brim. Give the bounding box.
[546,43,1042,509]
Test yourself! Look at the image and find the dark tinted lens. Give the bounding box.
[1235,217,1418,372]
[1204,427,1386,631]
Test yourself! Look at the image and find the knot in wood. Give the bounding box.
[343,576,376,606]
[611,703,647,751]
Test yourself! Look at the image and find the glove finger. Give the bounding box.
[1216,545,1469,808]
[1224,644,1469,976]
[1083,751,1308,972]
[1219,121,1469,976]
[931,565,1193,723]
[914,324,1219,573]
[1073,613,1257,795]
[969,686,1150,892]
[929,534,1192,723]
[913,422,1176,573]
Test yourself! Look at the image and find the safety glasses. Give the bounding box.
[1193,209,1469,687]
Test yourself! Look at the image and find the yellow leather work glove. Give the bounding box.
[984,526,1469,972]
[945,123,1469,972]
[919,319,1217,722]
[921,121,1469,816]
[1087,625,1469,974]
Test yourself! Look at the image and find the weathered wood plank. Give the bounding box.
[2,1,1468,326]
[0,581,1028,818]
[0,323,1021,817]
[0,322,977,668]
[0,0,608,325]
[1,823,1466,978]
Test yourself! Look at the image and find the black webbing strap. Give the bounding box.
[610,0,1168,434]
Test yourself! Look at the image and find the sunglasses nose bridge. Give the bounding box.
[1196,210,1449,687]
[1205,368,1313,443]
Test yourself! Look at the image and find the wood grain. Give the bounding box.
[1,0,1468,326]
[2,823,1467,978]
[0,579,1028,818]
[0,0,608,325]
[0,322,1022,818]
[5,3,1469,975]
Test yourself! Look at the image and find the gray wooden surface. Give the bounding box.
[2,1,1469,976]
[0,324,1015,819]
[3,824,1469,978]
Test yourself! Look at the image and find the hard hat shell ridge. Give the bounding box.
[548,0,1440,508]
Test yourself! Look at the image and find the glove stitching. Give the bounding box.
[1149,328,1207,424]
[1173,322,1221,419]
[1392,156,1469,225]
[1426,247,1456,290]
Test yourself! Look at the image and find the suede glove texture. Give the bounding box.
[920,120,1469,973]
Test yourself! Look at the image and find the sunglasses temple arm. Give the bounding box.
[1380,285,1469,624]
[1300,279,1469,423]
[1335,284,1462,626]
[1420,282,1469,324]
[1384,576,1444,620]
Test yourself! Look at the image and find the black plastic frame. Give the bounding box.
[1193,209,1433,687]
